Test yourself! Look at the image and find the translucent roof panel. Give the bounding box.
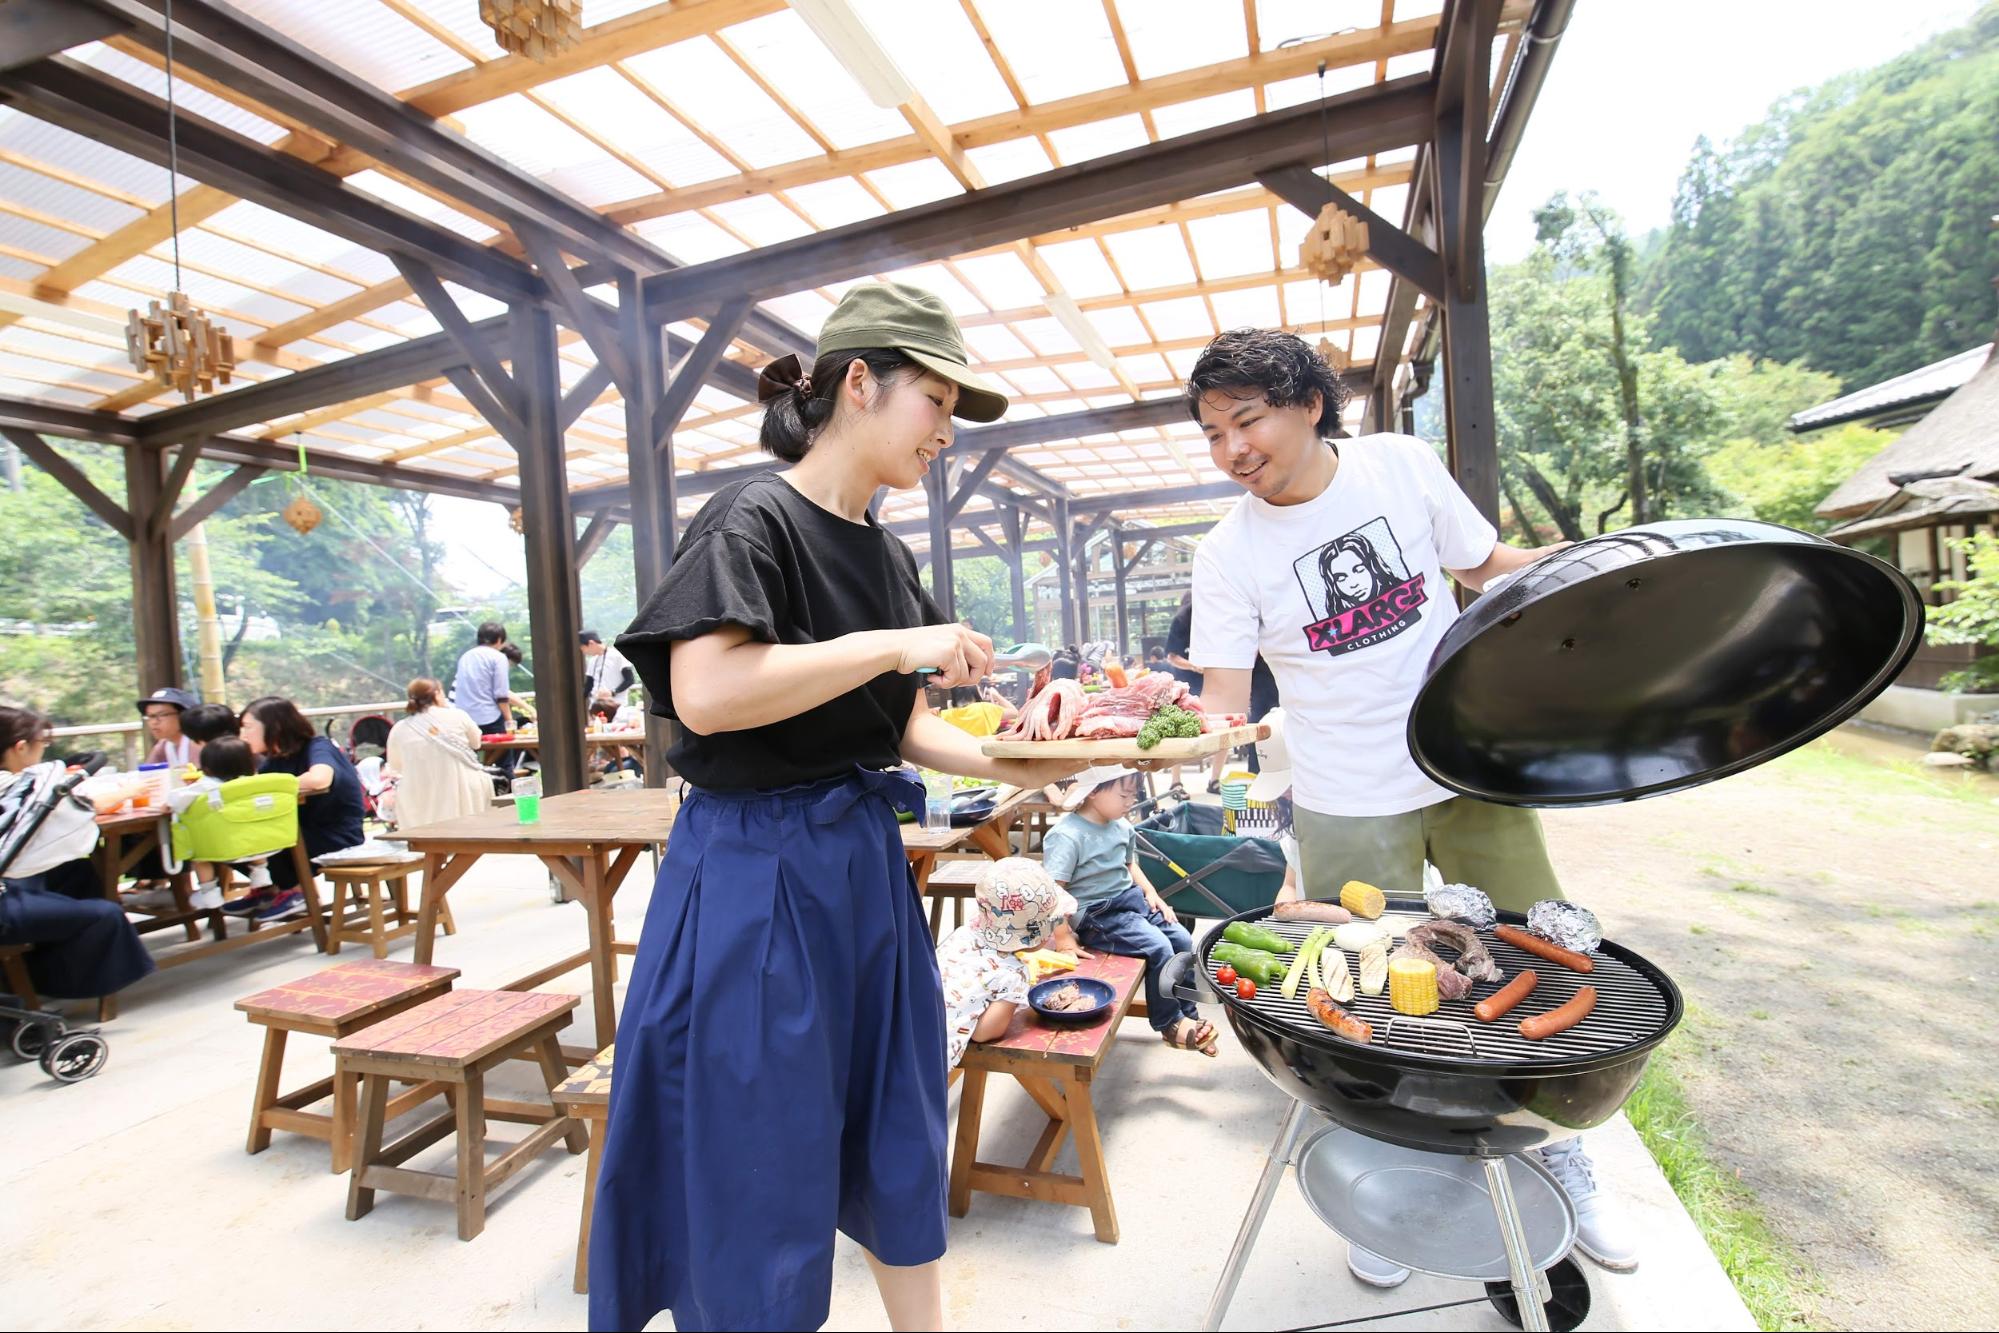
[0,0,1532,516]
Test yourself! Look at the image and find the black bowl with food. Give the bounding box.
[1029,975,1115,1026]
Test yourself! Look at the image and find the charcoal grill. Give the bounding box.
[1169,900,1680,1331]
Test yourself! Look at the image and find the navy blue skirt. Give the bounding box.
[589,767,948,1332]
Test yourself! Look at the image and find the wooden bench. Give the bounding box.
[337,989,587,1241]
[234,959,460,1172]
[550,1044,615,1294]
[922,858,985,939]
[321,858,454,959]
[949,951,1145,1243]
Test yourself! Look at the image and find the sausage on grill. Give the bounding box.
[1272,899,1352,925]
[1306,987,1373,1044]
[1519,986,1596,1040]
[1473,969,1539,1023]
[1495,924,1595,974]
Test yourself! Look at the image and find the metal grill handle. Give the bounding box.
[1383,1014,1480,1057]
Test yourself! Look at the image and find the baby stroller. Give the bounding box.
[0,764,110,1083]
[1132,794,1290,922]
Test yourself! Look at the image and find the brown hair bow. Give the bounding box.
[756,353,812,403]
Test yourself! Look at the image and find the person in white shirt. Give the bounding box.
[580,629,635,705]
[1182,327,1633,1282]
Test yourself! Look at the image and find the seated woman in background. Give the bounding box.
[0,707,155,1004]
[386,678,494,828]
[233,696,364,924]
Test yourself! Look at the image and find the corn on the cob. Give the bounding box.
[1388,956,1440,1015]
[1340,880,1386,920]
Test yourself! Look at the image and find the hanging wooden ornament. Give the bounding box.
[280,434,320,534]
[509,507,528,535]
[1300,202,1369,285]
[480,0,582,60]
[1316,336,1351,372]
[125,291,237,401]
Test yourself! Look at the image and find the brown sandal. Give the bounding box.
[1162,1017,1219,1057]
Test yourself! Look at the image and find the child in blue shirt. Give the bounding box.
[1042,766,1217,1056]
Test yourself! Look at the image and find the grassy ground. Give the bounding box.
[1624,1012,1827,1332]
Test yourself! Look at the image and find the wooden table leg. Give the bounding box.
[346,1069,389,1221]
[367,876,388,959]
[1064,1071,1119,1244]
[455,1068,488,1241]
[967,820,1013,861]
[325,879,347,956]
[331,1064,358,1174]
[293,844,329,953]
[573,854,619,1049]
[247,1025,287,1155]
[413,853,476,965]
[947,1065,987,1218]
[574,1118,603,1294]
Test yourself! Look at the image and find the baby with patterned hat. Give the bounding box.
[935,856,1085,1069]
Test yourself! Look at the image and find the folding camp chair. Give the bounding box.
[1132,799,1289,922]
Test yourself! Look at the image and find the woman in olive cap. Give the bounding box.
[596,282,1081,1332]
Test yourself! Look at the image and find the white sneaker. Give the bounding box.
[1347,1243,1410,1288]
[190,881,223,910]
[124,886,178,912]
[1538,1135,1638,1270]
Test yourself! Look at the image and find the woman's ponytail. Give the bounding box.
[756,349,918,462]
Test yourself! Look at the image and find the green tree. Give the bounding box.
[1641,4,1999,387]
[1928,532,1999,692]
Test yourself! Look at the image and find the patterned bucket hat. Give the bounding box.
[971,856,1079,952]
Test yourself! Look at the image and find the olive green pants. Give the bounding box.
[1293,797,1563,915]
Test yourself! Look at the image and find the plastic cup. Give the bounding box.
[515,792,541,824]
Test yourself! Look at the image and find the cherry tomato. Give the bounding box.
[1235,977,1257,1000]
[1216,964,1237,986]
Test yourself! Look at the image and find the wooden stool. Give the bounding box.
[551,1044,615,1293]
[924,859,984,939]
[337,989,588,1241]
[322,859,451,959]
[235,959,460,1173]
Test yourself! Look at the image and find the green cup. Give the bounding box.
[515,792,541,824]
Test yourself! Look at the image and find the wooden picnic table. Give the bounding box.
[948,951,1145,1243]
[395,788,676,1060]
[92,807,325,989]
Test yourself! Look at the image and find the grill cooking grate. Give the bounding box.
[1206,909,1674,1064]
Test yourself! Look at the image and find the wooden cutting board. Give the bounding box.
[980,723,1268,761]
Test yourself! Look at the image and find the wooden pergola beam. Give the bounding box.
[643,75,1436,324]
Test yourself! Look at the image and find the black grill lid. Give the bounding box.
[1408,519,1925,807]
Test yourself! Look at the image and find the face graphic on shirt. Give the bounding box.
[1293,518,1429,656]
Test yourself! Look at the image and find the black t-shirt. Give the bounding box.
[1163,606,1204,690]
[261,735,365,856]
[1170,605,1279,717]
[618,475,947,790]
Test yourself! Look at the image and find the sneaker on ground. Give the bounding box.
[222,890,272,917]
[1346,1244,1410,1289]
[1538,1135,1638,1270]
[253,890,306,923]
[190,882,224,911]
[123,886,178,912]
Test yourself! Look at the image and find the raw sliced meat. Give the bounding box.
[1074,715,1144,739]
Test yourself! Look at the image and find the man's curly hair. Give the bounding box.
[1183,328,1349,437]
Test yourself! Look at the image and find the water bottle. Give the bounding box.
[513,772,542,825]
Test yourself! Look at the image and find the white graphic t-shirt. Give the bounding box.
[1190,433,1498,817]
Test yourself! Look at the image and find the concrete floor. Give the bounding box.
[2,852,1751,1332]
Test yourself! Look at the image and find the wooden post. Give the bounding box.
[1433,9,1500,529]
[1053,497,1075,648]
[1111,523,1129,656]
[124,443,183,691]
[512,304,586,796]
[926,466,956,619]
[615,268,674,785]
[1002,505,1027,644]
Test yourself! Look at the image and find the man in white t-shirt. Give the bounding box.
[580,629,635,706]
[1183,328,1634,1282]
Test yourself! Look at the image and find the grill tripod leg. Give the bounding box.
[1483,1156,1553,1332]
[1202,1100,1311,1332]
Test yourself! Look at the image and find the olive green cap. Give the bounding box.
[817,280,1009,422]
